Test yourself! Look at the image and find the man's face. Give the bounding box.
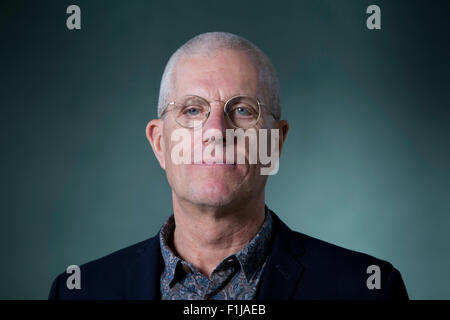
[157,50,279,208]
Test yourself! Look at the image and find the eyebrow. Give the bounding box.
[180,92,258,102]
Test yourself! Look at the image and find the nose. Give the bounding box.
[202,101,230,134]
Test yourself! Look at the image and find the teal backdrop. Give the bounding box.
[1,0,449,299]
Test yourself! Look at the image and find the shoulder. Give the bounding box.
[48,235,159,300]
[269,212,408,299]
[293,230,395,280]
[80,236,158,272]
[292,231,407,299]
[271,211,390,270]
[295,230,391,270]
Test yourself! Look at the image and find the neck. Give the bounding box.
[170,192,266,278]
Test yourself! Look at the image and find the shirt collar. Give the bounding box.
[159,215,182,287]
[159,206,273,284]
[233,207,273,281]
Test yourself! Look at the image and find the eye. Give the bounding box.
[236,107,250,116]
[182,106,202,117]
[231,105,255,117]
[187,108,199,116]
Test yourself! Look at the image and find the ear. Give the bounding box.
[276,120,289,156]
[146,119,166,170]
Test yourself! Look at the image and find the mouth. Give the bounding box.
[194,159,237,166]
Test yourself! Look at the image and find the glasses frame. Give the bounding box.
[160,94,278,129]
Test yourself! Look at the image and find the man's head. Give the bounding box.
[146,32,288,210]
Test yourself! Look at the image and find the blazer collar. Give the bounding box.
[125,234,163,299]
[256,210,306,300]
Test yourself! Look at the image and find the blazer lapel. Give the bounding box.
[125,234,163,299]
[256,211,305,300]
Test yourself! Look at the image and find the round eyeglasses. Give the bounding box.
[160,95,278,129]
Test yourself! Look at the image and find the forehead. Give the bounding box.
[172,49,261,99]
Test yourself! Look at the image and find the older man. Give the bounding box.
[49,32,408,300]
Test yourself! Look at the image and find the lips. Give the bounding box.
[193,157,236,166]
[198,160,236,166]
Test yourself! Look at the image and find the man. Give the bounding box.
[49,32,408,300]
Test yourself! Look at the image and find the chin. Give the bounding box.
[187,180,239,208]
[169,164,252,207]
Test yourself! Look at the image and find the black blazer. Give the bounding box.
[48,210,408,300]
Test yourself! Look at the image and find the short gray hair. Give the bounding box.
[157,32,281,119]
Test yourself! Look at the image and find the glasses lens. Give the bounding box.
[174,95,210,128]
[225,96,260,129]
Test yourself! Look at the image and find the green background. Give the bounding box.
[1,0,449,299]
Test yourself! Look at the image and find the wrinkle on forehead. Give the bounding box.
[171,49,264,102]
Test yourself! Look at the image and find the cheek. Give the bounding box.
[161,129,184,185]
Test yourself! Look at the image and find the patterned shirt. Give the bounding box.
[159,208,273,300]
